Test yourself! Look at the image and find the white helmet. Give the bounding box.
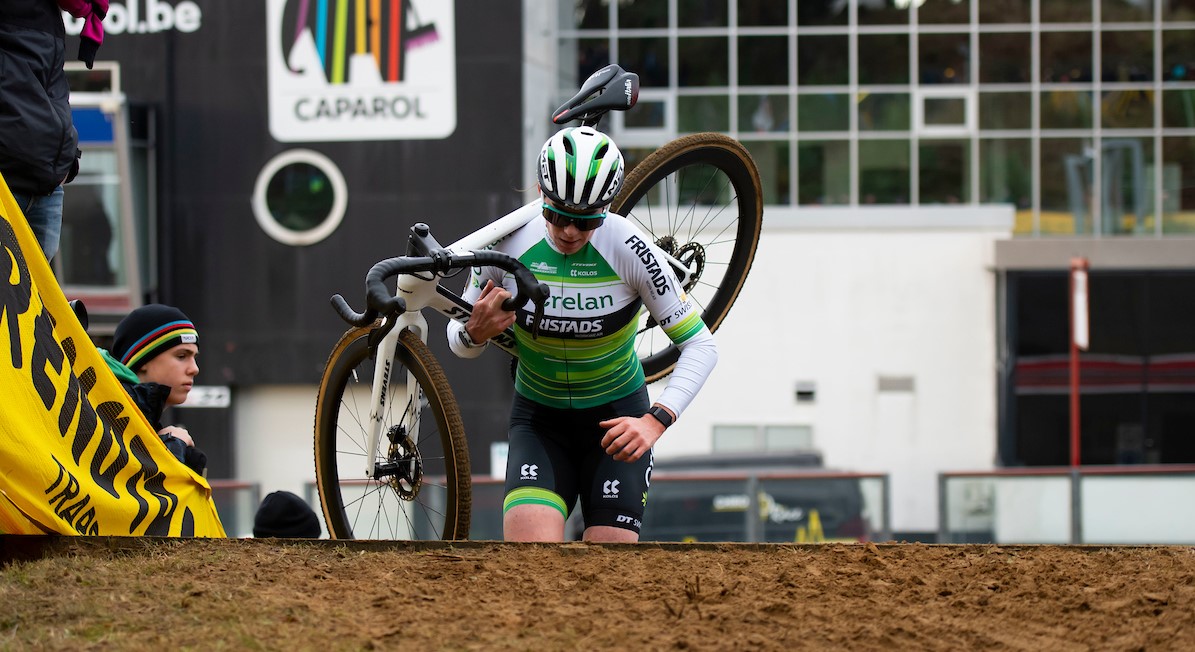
[537,127,624,211]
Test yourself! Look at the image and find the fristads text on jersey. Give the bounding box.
[623,234,670,295]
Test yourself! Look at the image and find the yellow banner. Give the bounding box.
[0,174,225,537]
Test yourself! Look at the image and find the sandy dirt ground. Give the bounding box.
[2,537,1194,651]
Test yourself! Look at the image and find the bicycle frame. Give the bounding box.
[357,199,700,479]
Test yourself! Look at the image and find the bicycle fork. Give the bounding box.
[363,309,429,479]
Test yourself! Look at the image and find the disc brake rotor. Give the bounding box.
[374,425,422,501]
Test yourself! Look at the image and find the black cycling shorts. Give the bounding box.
[503,386,653,534]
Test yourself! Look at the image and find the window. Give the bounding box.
[1041,32,1093,83]
[713,425,813,452]
[251,150,347,246]
[858,34,910,85]
[552,0,1191,232]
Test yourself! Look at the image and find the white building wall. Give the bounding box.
[234,385,319,503]
[650,206,1013,534]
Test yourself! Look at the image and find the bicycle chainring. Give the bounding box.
[674,242,705,294]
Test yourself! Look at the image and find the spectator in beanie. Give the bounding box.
[253,491,321,538]
[100,303,207,477]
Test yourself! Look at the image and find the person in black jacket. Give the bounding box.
[101,304,208,477]
[0,0,105,261]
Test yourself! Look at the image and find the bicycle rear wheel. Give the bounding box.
[314,326,471,540]
[612,132,763,382]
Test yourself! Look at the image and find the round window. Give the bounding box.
[252,149,347,246]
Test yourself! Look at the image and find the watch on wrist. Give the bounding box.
[459,326,484,349]
[646,405,674,429]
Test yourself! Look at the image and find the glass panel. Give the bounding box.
[925,97,966,126]
[1040,138,1094,235]
[920,139,970,203]
[712,425,759,452]
[679,37,729,86]
[266,162,334,231]
[744,140,791,204]
[1101,89,1154,129]
[64,67,114,93]
[618,0,667,28]
[980,92,1032,130]
[1163,31,1195,82]
[619,37,669,88]
[679,0,727,27]
[798,35,848,85]
[859,93,910,131]
[621,147,655,176]
[626,100,666,128]
[572,38,611,87]
[740,94,790,132]
[1041,0,1092,22]
[739,36,788,86]
[1102,31,1153,82]
[979,0,1030,23]
[1041,31,1093,82]
[797,0,847,26]
[798,93,849,131]
[980,33,1031,83]
[565,0,608,29]
[764,425,813,450]
[1102,137,1154,235]
[739,0,788,26]
[919,0,969,24]
[1163,90,1195,128]
[979,138,1032,218]
[1162,137,1195,234]
[858,34,910,85]
[797,140,849,205]
[678,95,730,132]
[859,0,908,25]
[60,149,123,287]
[859,140,911,204]
[1162,0,1195,21]
[919,33,970,84]
[1041,90,1094,129]
[1101,0,1153,22]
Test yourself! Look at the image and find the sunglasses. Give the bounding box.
[542,203,607,231]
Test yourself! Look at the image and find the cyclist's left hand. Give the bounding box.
[598,415,664,463]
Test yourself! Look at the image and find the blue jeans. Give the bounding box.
[10,185,64,261]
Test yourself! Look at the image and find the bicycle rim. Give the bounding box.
[612,132,763,382]
[314,326,471,540]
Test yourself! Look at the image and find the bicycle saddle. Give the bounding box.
[552,64,640,126]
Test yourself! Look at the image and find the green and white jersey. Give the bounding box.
[451,209,717,415]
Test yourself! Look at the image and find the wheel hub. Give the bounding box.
[373,425,422,500]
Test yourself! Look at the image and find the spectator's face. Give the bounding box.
[137,343,199,405]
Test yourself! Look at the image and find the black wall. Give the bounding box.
[77,1,526,474]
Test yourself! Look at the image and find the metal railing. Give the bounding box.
[938,465,1195,544]
[472,471,891,543]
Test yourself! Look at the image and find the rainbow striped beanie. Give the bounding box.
[112,304,199,371]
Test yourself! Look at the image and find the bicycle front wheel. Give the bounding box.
[612,132,763,382]
[314,326,471,540]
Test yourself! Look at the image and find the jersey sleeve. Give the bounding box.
[617,219,719,418]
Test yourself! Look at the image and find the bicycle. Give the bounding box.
[313,64,763,540]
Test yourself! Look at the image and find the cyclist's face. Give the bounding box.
[543,198,605,255]
[137,343,200,406]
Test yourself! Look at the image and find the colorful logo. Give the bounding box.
[267,0,456,142]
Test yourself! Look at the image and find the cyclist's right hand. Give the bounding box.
[468,280,516,342]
